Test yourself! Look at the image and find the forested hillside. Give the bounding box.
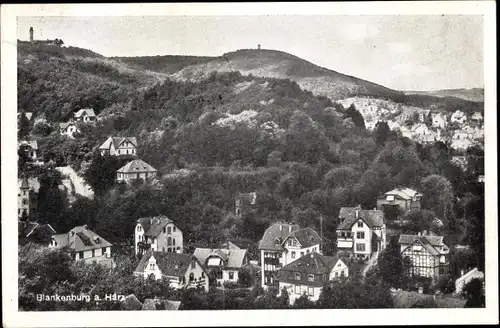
[112,55,216,74]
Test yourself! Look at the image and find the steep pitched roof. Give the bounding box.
[20,221,56,238]
[381,188,421,200]
[52,225,112,252]
[74,108,96,118]
[398,234,444,247]
[142,299,181,311]
[193,248,247,269]
[286,227,321,248]
[121,294,143,310]
[277,252,343,287]
[137,216,174,237]
[18,140,38,150]
[134,251,201,277]
[18,177,40,192]
[117,159,157,174]
[338,206,385,230]
[99,136,138,150]
[258,222,301,250]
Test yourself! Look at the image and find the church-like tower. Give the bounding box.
[29,27,34,42]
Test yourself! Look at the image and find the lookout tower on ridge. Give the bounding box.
[257,44,261,50]
[29,27,34,42]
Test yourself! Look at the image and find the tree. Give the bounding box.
[404,209,437,234]
[420,174,454,218]
[36,170,69,230]
[18,111,31,139]
[377,237,405,288]
[83,153,124,196]
[374,121,391,145]
[344,104,365,129]
[294,293,316,309]
[462,278,485,308]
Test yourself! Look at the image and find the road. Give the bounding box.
[56,166,94,200]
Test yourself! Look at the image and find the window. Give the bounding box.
[386,195,395,201]
[335,272,339,277]
[439,267,445,274]
[308,287,314,296]
[201,272,205,279]
[356,232,365,239]
[137,225,142,231]
[102,247,106,255]
[162,247,165,252]
[341,270,345,277]
[357,221,364,228]
[173,226,176,232]
[167,237,172,246]
[229,272,234,280]
[167,227,172,234]
[294,285,301,295]
[191,260,196,269]
[291,251,296,259]
[295,272,301,280]
[356,243,366,252]
[306,249,310,253]
[308,274,314,282]
[292,239,297,246]
[217,271,223,279]
[301,252,304,257]
[440,255,446,263]
[79,251,84,259]
[22,199,28,205]
[150,263,155,270]
[173,239,176,246]
[163,227,166,233]
[92,249,95,257]
[189,273,194,282]
[23,191,26,196]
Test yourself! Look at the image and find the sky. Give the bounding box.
[17,15,484,91]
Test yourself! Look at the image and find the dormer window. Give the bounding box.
[137,225,142,231]
[295,272,301,280]
[308,274,314,282]
[357,221,363,228]
[274,238,280,245]
[386,195,395,201]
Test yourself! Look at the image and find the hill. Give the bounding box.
[165,49,407,102]
[111,55,216,74]
[404,88,484,103]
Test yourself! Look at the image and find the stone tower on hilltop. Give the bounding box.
[258,44,261,50]
[29,27,34,42]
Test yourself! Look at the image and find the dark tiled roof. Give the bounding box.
[258,222,301,250]
[52,226,112,252]
[287,228,321,248]
[338,207,384,230]
[135,251,201,277]
[121,294,143,310]
[277,252,342,287]
[398,234,443,246]
[193,248,247,269]
[137,216,174,237]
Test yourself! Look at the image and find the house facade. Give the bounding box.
[377,188,422,218]
[134,251,209,292]
[471,112,483,123]
[135,216,183,255]
[258,222,321,289]
[18,140,38,162]
[336,206,386,260]
[116,159,157,183]
[432,113,447,129]
[49,225,114,268]
[193,246,248,285]
[18,177,39,219]
[99,136,138,156]
[450,110,467,125]
[277,252,349,305]
[74,108,96,123]
[398,234,450,282]
[235,191,257,216]
[59,121,80,138]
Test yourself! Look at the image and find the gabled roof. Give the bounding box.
[220,241,240,249]
[137,215,175,237]
[117,159,157,174]
[193,248,247,269]
[19,221,56,238]
[398,234,444,246]
[277,252,344,287]
[258,222,301,250]
[380,188,421,200]
[52,225,112,252]
[285,227,321,248]
[121,294,143,311]
[134,251,202,277]
[142,299,181,311]
[74,108,96,118]
[18,177,40,192]
[18,140,38,150]
[99,136,138,150]
[338,206,385,230]
[59,121,77,130]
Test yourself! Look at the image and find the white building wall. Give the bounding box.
[279,282,322,305]
[351,220,372,258]
[281,243,321,266]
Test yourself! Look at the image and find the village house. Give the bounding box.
[386,120,401,131]
[410,123,431,137]
[258,222,321,289]
[18,176,39,219]
[336,206,386,260]
[59,121,80,138]
[432,113,447,129]
[18,140,38,162]
[134,250,209,292]
[235,191,257,217]
[116,159,157,183]
[450,138,474,151]
[276,252,349,305]
[193,245,248,285]
[18,220,56,245]
[418,110,431,124]
[455,268,484,295]
[49,225,114,268]
[135,215,183,255]
[398,125,413,139]
[73,108,97,124]
[451,155,468,171]
[450,110,467,125]
[398,233,450,282]
[377,187,422,219]
[471,112,483,123]
[17,111,33,122]
[99,136,138,157]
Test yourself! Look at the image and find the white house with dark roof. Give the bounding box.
[49,225,114,268]
[99,136,138,157]
[398,233,450,282]
[59,121,80,138]
[116,159,157,183]
[74,108,96,123]
[135,215,183,255]
[258,222,322,289]
[193,246,248,285]
[134,250,208,292]
[277,252,349,304]
[18,176,39,219]
[336,206,386,260]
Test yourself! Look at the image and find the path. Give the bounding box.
[56,166,94,200]
[361,251,379,279]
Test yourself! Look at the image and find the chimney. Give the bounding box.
[355,210,359,219]
[289,225,292,233]
[279,224,282,231]
[150,218,153,225]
